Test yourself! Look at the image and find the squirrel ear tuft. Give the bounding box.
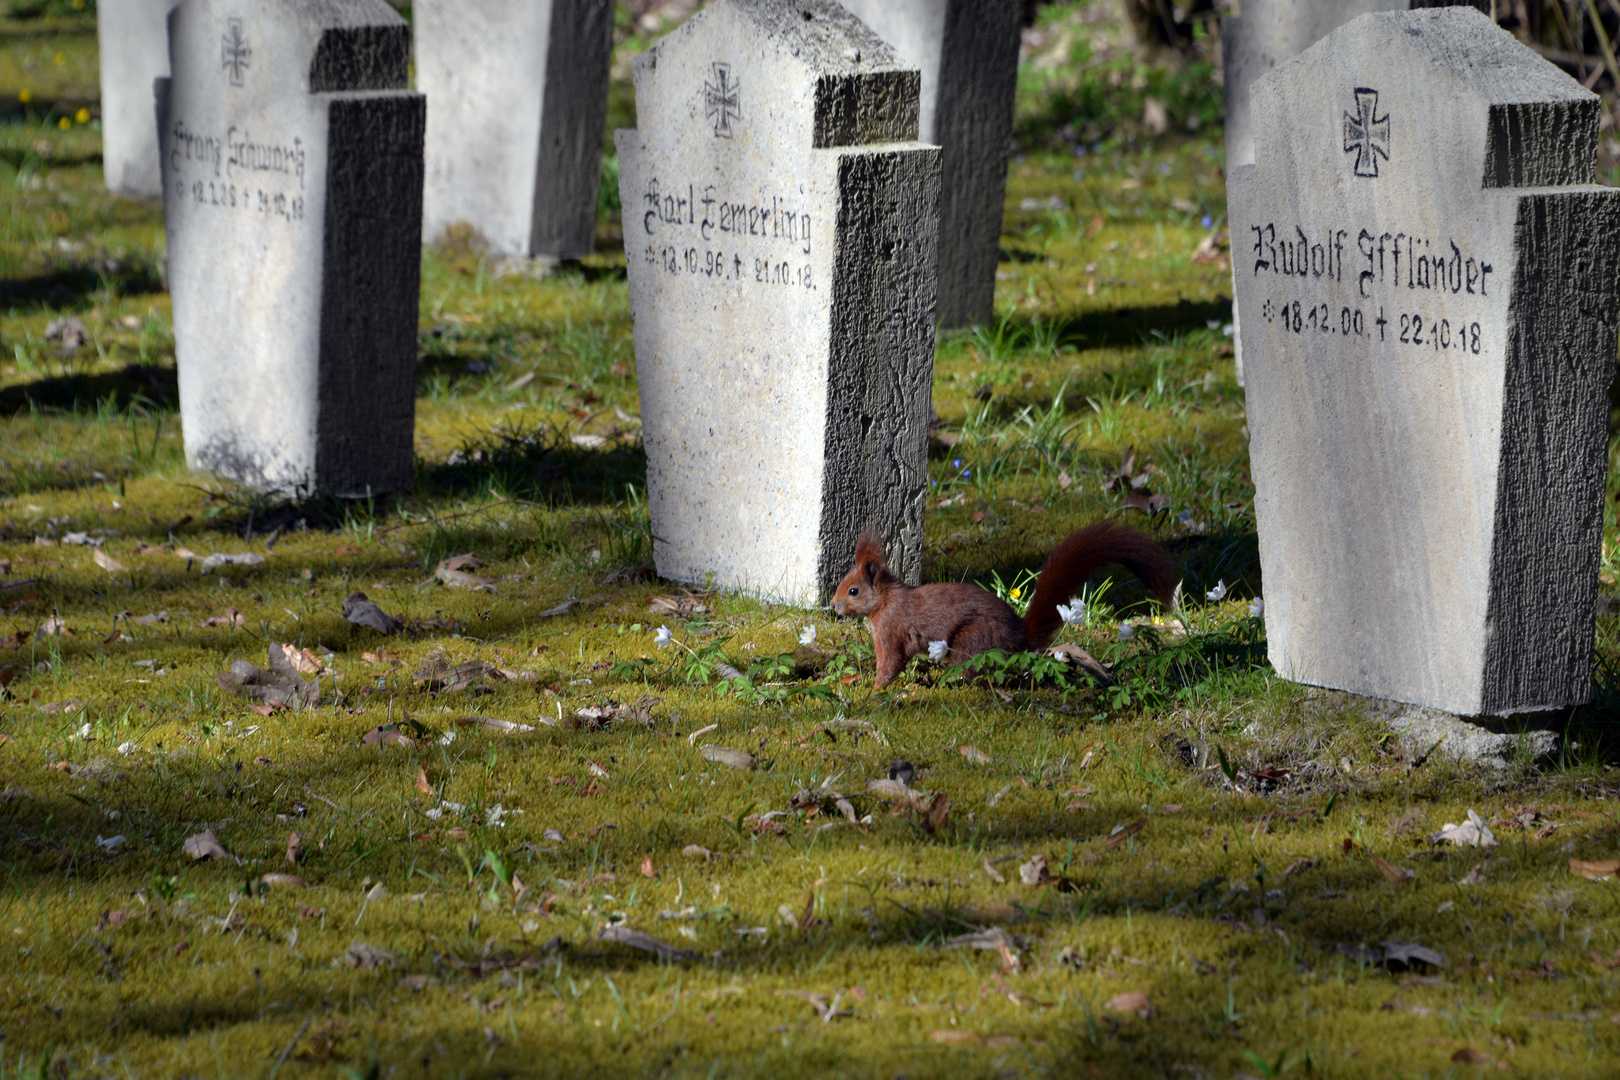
[854,530,886,568]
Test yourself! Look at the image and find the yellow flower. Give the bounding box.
[18,89,30,103]
[74,108,88,124]
[53,52,65,66]
[1010,587,1022,599]
[57,116,70,130]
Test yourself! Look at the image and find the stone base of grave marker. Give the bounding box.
[617,0,940,606]
[838,0,1020,328]
[1229,7,1620,716]
[159,0,425,497]
[417,0,614,260]
[97,0,179,197]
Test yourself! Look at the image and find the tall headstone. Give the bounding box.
[1222,0,1489,383]
[157,0,425,495]
[1229,7,1620,716]
[97,0,180,197]
[617,0,941,606]
[416,0,615,259]
[836,0,1020,328]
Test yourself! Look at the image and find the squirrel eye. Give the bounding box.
[847,587,858,596]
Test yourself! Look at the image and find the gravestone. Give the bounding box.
[1228,6,1620,716]
[157,0,424,495]
[836,0,1020,328]
[97,0,180,197]
[1222,0,1489,383]
[415,0,615,259]
[617,0,941,606]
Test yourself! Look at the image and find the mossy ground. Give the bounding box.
[1,3,1620,1078]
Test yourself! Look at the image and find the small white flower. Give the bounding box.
[798,625,816,647]
[654,625,673,649]
[1056,600,1083,625]
[1249,596,1264,619]
[927,640,950,662]
[1205,579,1227,602]
[1117,621,1135,642]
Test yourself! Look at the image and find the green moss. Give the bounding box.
[0,4,1618,1078]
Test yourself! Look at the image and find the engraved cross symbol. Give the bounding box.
[703,63,741,139]
[1342,87,1390,178]
[222,18,251,88]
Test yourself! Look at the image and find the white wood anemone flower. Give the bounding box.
[654,625,674,649]
[927,640,950,662]
[798,625,816,646]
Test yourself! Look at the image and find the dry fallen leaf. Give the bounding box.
[92,549,127,573]
[183,829,232,862]
[1571,859,1620,882]
[1370,854,1415,884]
[640,856,656,878]
[342,591,398,635]
[218,645,319,708]
[930,1030,982,1046]
[361,724,414,748]
[203,609,246,629]
[260,873,308,888]
[1104,990,1152,1018]
[682,844,711,861]
[1433,809,1496,848]
[416,766,434,795]
[287,832,302,866]
[957,744,991,765]
[37,617,72,638]
[1020,855,1052,887]
[700,745,757,771]
[1451,1046,1494,1066]
[596,925,692,961]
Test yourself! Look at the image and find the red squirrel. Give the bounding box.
[830,522,1179,688]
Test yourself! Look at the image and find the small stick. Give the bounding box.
[268,1017,311,1079]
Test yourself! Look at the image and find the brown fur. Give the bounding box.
[830,522,1179,688]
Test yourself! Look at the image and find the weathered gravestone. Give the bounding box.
[1221,1,1490,170]
[415,0,614,259]
[1222,0,1489,384]
[157,0,425,496]
[1229,6,1620,716]
[617,0,940,606]
[836,0,1020,327]
[97,0,181,197]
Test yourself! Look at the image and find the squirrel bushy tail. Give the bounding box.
[1021,521,1179,648]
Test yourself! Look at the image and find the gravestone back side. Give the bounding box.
[1229,7,1620,715]
[617,0,940,606]
[837,0,1020,328]
[158,0,425,496]
[416,0,614,259]
[98,0,180,197]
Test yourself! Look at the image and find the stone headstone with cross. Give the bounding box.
[1228,7,1620,716]
[836,0,1021,328]
[415,0,614,260]
[157,0,425,495]
[97,0,182,197]
[616,0,941,606]
[1222,0,1490,384]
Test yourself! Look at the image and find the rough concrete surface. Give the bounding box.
[1228,7,1620,715]
[617,0,939,606]
[97,0,180,197]
[838,0,1020,327]
[158,0,423,496]
[416,0,614,259]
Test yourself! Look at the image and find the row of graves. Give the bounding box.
[105,1,1620,724]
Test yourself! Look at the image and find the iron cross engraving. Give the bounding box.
[221,17,251,88]
[703,63,741,139]
[1342,87,1390,178]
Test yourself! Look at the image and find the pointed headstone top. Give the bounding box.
[633,0,919,149]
